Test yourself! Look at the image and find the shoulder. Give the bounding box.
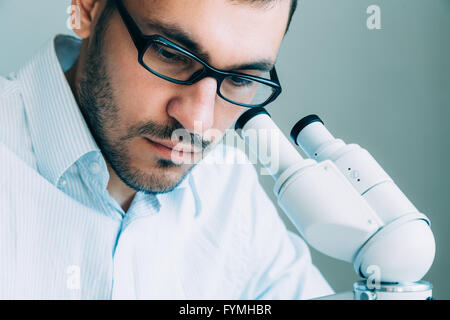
[0,74,36,168]
[0,74,19,97]
[0,73,24,129]
[0,75,7,91]
[0,73,23,113]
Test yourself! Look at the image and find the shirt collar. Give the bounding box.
[17,34,99,186]
[16,34,201,211]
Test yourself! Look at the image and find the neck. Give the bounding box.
[106,163,136,213]
[65,60,137,213]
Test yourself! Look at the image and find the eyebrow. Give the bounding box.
[142,19,275,72]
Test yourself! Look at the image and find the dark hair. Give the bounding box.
[104,0,298,33]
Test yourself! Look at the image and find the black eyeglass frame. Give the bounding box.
[113,0,282,108]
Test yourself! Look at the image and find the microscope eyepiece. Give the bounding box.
[233,106,305,179]
[235,107,271,132]
[290,114,333,158]
[290,115,324,145]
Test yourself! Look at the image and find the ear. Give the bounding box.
[70,0,102,39]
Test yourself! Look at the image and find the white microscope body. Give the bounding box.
[235,108,435,300]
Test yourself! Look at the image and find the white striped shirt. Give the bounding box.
[0,35,333,299]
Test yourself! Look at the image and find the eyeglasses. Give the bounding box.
[113,0,282,108]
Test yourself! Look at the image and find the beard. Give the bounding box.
[75,7,211,194]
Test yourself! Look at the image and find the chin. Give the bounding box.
[136,161,192,193]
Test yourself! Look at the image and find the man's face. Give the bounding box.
[77,0,290,193]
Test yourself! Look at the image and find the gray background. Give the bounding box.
[1,0,448,299]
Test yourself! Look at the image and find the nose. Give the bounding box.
[167,77,217,135]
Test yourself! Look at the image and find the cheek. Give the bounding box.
[103,23,175,127]
[110,55,172,125]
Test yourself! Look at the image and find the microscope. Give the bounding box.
[235,108,436,300]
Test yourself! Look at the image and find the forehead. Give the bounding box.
[126,0,291,69]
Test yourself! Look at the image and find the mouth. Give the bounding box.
[143,137,201,160]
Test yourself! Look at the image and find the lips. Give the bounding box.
[144,137,200,153]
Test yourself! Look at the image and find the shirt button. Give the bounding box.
[89,162,101,174]
[59,179,67,188]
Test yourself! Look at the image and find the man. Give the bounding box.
[0,0,333,299]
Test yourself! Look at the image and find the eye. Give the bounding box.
[158,47,181,61]
[150,42,192,65]
[228,76,254,87]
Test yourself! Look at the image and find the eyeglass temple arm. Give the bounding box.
[270,67,281,85]
[113,0,146,51]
